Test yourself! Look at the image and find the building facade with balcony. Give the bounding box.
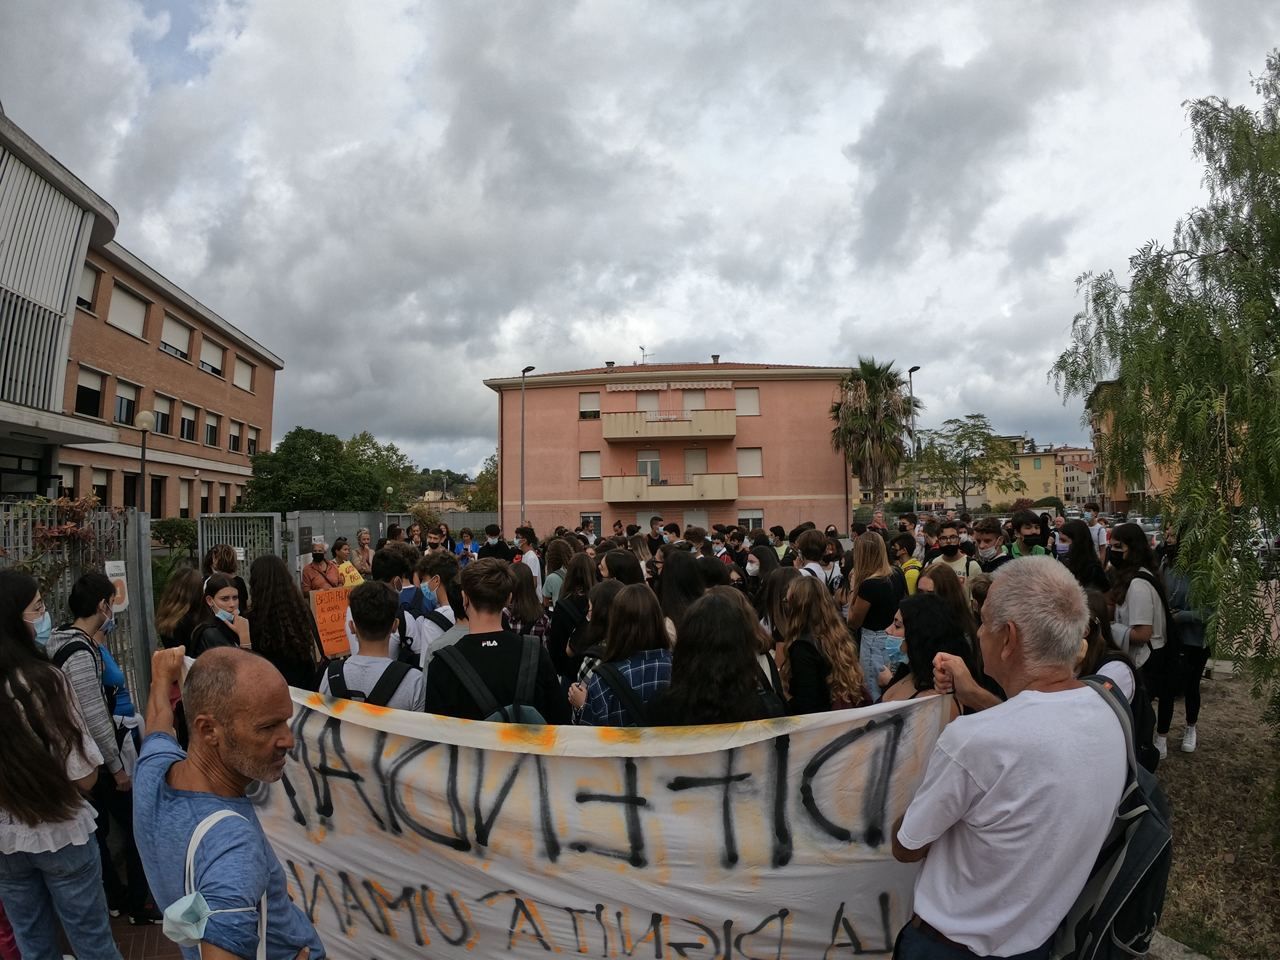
[58,241,281,517]
[483,361,851,535]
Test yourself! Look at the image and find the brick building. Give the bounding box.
[59,242,281,516]
[483,360,851,535]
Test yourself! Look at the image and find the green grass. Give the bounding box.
[1163,916,1224,958]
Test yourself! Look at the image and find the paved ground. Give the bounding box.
[108,916,181,960]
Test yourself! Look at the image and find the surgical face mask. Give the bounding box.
[102,614,116,636]
[978,545,1000,562]
[26,610,52,647]
[487,537,498,545]
[421,582,437,600]
[165,811,266,951]
[1055,541,1071,556]
[663,534,671,543]
[713,544,726,556]
[745,561,760,576]
[215,609,235,624]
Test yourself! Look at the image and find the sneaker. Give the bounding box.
[1181,725,1198,753]
[1154,733,1168,760]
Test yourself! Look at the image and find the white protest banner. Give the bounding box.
[256,693,948,958]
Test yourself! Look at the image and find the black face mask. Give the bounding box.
[312,553,324,563]
[1164,543,1179,563]
[941,544,960,557]
[1107,548,1125,567]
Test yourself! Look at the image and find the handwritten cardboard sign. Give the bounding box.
[257,693,947,958]
[308,587,351,659]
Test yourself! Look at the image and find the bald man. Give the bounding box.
[133,647,324,959]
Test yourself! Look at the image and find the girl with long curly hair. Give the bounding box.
[781,576,869,714]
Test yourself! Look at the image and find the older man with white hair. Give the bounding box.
[891,557,1127,960]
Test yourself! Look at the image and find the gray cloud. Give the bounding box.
[0,0,1274,474]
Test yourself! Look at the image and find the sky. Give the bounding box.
[2,1,1277,478]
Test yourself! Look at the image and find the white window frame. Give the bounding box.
[579,451,602,479]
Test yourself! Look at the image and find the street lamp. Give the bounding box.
[520,365,535,523]
[907,366,920,514]
[135,410,156,514]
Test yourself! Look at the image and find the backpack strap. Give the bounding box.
[1082,677,1138,781]
[395,610,419,666]
[366,661,414,707]
[182,810,267,960]
[435,646,502,718]
[423,610,453,633]
[512,636,540,717]
[326,659,353,700]
[594,661,648,725]
[51,637,97,670]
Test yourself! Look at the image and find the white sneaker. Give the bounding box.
[1182,725,1198,753]
[1154,734,1168,760]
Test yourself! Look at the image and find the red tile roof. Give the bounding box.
[526,361,845,378]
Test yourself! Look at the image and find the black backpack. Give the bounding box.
[326,658,415,707]
[593,662,649,726]
[435,637,546,723]
[1096,654,1160,774]
[51,632,119,716]
[1053,678,1173,960]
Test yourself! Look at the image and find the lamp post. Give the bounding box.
[135,410,156,513]
[907,366,920,514]
[520,365,535,523]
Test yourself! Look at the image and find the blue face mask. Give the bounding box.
[165,810,266,955]
[27,610,52,647]
[215,609,235,624]
[102,615,116,636]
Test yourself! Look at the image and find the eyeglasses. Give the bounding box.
[939,535,960,544]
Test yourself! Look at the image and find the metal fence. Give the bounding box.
[0,502,157,702]
[197,512,281,572]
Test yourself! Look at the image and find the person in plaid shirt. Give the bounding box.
[578,584,671,726]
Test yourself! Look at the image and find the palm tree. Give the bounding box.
[830,356,919,511]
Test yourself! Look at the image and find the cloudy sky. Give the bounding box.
[2,1,1277,476]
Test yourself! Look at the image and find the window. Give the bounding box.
[219,484,228,513]
[637,450,660,483]
[738,510,764,530]
[247,427,259,456]
[180,479,191,519]
[92,469,108,503]
[233,357,254,391]
[74,368,103,417]
[578,392,600,420]
[682,389,705,414]
[205,413,220,447]
[123,474,138,508]
[734,387,760,416]
[107,286,148,338]
[180,405,197,442]
[114,381,138,426]
[199,338,225,376]
[229,421,242,453]
[736,447,763,477]
[150,477,165,517]
[77,265,98,310]
[579,451,601,478]
[1034,458,1043,470]
[153,395,172,435]
[200,481,211,514]
[636,391,659,414]
[58,468,75,499]
[580,513,602,533]
[161,317,192,360]
[684,448,707,477]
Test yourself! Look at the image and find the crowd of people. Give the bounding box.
[0,502,1202,959]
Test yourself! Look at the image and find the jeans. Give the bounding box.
[0,838,123,960]
[860,627,900,700]
[894,922,1051,959]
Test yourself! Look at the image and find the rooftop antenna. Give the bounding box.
[640,345,654,364]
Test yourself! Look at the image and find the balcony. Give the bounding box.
[601,408,736,442]
[602,472,739,503]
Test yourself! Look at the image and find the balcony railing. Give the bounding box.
[602,472,739,503]
[601,408,737,441]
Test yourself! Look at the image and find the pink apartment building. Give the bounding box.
[483,360,851,536]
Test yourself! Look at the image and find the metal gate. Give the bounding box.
[197,512,282,571]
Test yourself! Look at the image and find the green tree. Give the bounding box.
[240,427,417,513]
[830,357,919,509]
[460,451,499,512]
[1053,52,1280,724]
[409,467,472,499]
[916,414,1025,511]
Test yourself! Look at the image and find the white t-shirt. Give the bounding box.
[522,549,542,591]
[320,654,424,710]
[417,605,456,668]
[1097,659,1137,701]
[898,686,1126,956]
[1113,571,1166,668]
[1089,522,1108,552]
